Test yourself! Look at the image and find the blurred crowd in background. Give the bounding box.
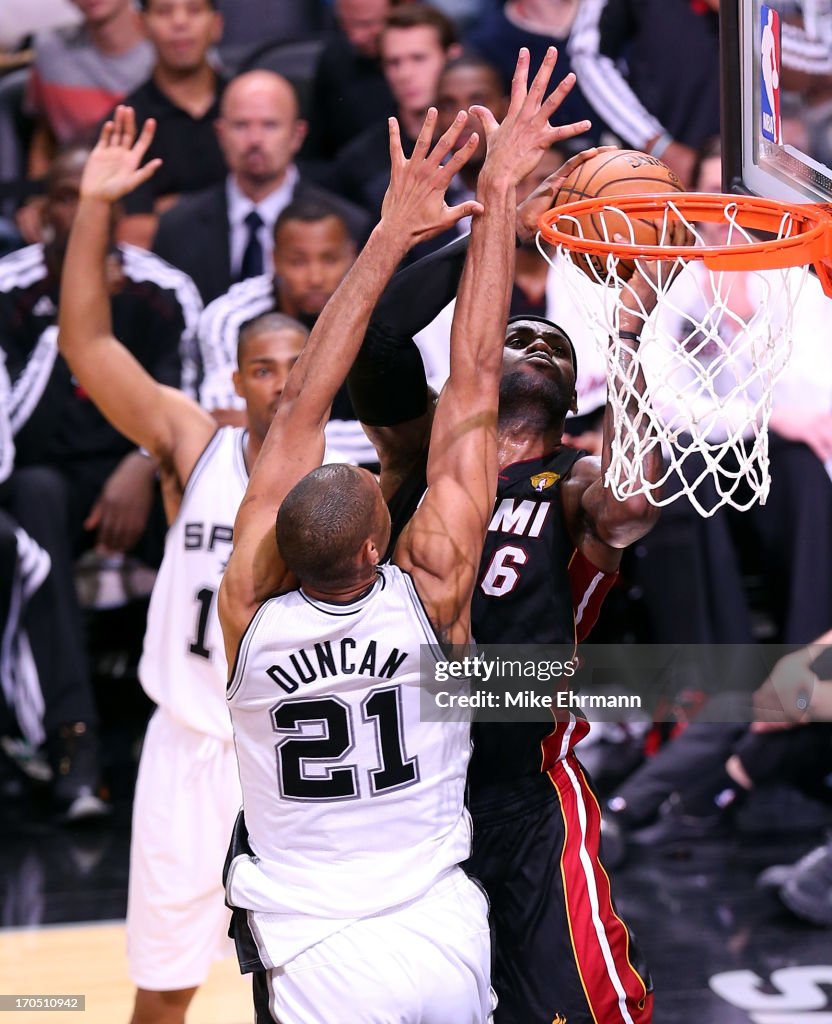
[0,0,831,922]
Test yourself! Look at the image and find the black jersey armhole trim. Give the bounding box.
[178,425,225,507]
[226,600,271,699]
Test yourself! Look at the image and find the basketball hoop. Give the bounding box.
[537,192,832,516]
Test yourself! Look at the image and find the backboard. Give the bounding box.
[721,0,832,205]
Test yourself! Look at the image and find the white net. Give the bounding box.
[538,197,810,517]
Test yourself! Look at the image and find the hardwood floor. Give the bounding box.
[0,922,251,1024]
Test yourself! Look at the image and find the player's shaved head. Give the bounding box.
[277,466,390,589]
[237,312,307,367]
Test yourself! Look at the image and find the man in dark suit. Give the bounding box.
[153,70,370,303]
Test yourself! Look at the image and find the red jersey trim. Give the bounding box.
[569,549,618,643]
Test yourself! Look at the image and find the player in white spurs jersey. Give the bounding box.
[57,109,344,1024]
[218,50,575,1023]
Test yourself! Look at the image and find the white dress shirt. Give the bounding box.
[226,164,300,278]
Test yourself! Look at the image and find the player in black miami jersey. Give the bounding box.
[348,109,690,1024]
[218,48,588,1024]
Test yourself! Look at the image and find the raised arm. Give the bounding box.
[349,87,602,497]
[218,109,484,664]
[58,107,217,487]
[567,223,690,567]
[395,48,589,643]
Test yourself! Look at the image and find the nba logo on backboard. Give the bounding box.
[760,4,782,144]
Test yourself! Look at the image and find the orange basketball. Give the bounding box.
[552,149,685,280]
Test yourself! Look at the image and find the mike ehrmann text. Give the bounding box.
[433,690,642,709]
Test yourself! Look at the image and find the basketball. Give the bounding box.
[551,149,685,280]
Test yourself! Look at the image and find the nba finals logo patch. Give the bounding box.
[531,472,560,492]
[760,4,782,145]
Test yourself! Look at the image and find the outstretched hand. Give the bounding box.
[473,47,592,188]
[516,145,617,241]
[80,106,161,204]
[380,108,484,244]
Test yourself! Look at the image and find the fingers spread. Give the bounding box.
[387,116,404,169]
[541,71,577,119]
[134,117,158,161]
[98,120,114,148]
[526,45,558,108]
[508,47,530,110]
[468,104,498,139]
[551,118,593,143]
[122,106,137,148]
[429,110,470,169]
[439,131,480,183]
[412,106,439,159]
[444,199,484,228]
[135,158,163,187]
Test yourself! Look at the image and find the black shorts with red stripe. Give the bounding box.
[465,767,653,1024]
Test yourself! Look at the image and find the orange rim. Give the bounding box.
[538,192,832,294]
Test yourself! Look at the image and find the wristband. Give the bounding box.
[650,132,673,160]
[618,330,641,341]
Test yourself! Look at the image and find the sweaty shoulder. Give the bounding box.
[554,451,598,526]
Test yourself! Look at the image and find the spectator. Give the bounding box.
[430,54,508,246]
[605,718,832,851]
[597,641,832,858]
[24,0,154,178]
[0,352,51,809]
[465,0,603,147]
[760,832,832,926]
[302,0,396,162]
[214,0,325,60]
[0,147,201,819]
[512,143,564,317]
[568,0,720,185]
[153,70,370,302]
[0,0,81,52]
[644,137,832,643]
[330,4,460,217]
[198,196,378,467]
[115,0,227,249]
[755,634,832,928]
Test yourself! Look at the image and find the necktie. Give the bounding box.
[240,209,264,279]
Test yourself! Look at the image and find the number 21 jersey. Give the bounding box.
[225,564,473,966]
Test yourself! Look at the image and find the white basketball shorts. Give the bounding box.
[254,869,495,1023]
[126,707,242,990]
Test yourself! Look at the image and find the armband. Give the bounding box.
[649,132,673,160]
